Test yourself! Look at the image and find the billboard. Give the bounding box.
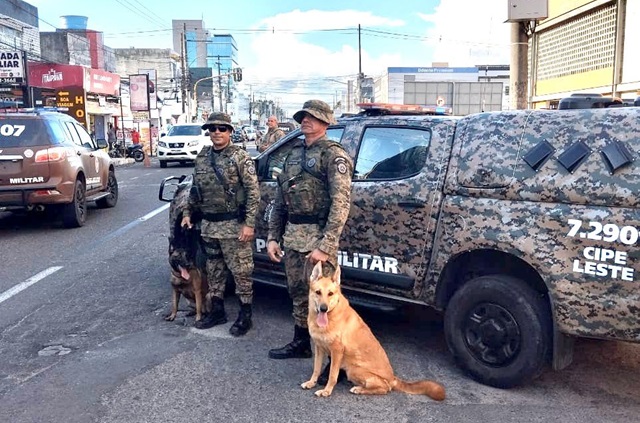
[0,50,24,84]
[129,74,149,112]
[138,68,157,109]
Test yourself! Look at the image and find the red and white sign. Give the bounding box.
[29,63,120,95]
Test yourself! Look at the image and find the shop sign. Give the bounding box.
[0,51,23,82]
[56,88,86,124]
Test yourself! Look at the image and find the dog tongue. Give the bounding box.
[180,267,190,280]
[316,312,328,328]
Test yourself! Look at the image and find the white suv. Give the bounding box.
[157,124,212,168]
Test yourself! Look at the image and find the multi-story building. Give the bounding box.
[0,0,40,107]
[529,0,640,108]
[172,20,239,118]
[113,47,181,131]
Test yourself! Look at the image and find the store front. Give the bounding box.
[28,63,122,140]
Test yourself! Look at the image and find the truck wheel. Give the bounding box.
[160,160,167,168]
[96,170,118,208]
[62,179,87,228]
[444,274,552,388]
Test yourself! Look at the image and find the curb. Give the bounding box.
[111,158,136,166]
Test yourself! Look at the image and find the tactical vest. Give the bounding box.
[193,145,246,215]
[277,138,344,224]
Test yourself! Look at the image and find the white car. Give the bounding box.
[243,126,257,141]
[157,124,212,168]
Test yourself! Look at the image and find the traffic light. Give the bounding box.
[233,68,242,82]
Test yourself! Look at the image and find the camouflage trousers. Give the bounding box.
[200,235,254,304]
[284,249,336,328]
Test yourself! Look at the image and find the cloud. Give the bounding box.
[418,0,510,66]
[239,9,405,112]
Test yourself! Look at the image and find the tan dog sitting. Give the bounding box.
[301,262,446,400]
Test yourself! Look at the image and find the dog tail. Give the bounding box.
[392,378,446,401]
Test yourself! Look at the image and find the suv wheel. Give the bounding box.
[62,179,87,228]
[160,161,168,168]
[444,275,552,388]
[96,170,118,208]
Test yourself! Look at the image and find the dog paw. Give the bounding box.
[314,388,333,397]
[350,386,364,395]
[164,314,176,321]
[301,380,317,390]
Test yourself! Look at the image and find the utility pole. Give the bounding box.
[357,24,363,103]
[510,22,528,109]
[216,55,223,112]
[181,23,187,114]
[248,84,253,126]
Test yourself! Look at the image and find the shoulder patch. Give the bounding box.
[334,156,348,174]
[245,158,255,175]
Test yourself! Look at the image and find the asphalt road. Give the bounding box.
[0,157,638,423]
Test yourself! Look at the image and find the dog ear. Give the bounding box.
[310,261,323,282]
[332,265,341,285]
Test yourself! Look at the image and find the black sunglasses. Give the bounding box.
[207,125,230,133]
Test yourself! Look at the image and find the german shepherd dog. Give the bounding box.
[164,177,209,323]
[301,262,446,400]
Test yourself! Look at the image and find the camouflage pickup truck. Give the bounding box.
[160,104,639,389]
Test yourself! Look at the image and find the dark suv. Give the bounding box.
[0,109,118,227]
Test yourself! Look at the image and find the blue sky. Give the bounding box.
[27,0,509,112]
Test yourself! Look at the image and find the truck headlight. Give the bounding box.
[158,141,167,148]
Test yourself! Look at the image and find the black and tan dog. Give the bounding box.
[165,176,209,323]
[302,261,446,400]
[165,217,209,322]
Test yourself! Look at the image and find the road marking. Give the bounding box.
[93,203,170,245]
[0,266,63,305]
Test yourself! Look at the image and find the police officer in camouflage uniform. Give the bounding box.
[258,115,286,153]
[181,112,260,336]
[266,100,353,362]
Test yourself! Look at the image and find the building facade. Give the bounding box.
[530,0,639,108]
[172,20,239,119]
[371,66,510,115]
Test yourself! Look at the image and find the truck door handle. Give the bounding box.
[398,200,426,208]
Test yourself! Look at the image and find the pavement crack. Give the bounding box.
[0,304,46,341]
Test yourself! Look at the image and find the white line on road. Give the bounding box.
[140,203,170,221]
[0,266,63,305]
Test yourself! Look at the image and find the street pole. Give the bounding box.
[510,22,528,109]
[181,24,187,115]
[216,56,223,112]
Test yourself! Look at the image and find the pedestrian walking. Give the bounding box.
[181,112,260,336]
[266,100,353,363]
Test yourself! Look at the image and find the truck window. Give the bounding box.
[354,127,430,180]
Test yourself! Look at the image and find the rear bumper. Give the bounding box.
[0,181,74,208]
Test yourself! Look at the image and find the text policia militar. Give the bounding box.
[567,219,636,281]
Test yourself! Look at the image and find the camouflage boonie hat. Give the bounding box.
[293,99,336,125]
[201,112,234,130]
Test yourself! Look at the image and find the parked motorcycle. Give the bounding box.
[109,142,145,162]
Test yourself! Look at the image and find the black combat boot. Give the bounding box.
[229,302,252,337]
[194,297,227,330]
[317,359,348,385]
[268,325,312,359]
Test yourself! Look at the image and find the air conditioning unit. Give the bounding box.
[507,0,548,22]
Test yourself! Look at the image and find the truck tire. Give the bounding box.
[96,170,118,208]
[160,160,167,168]
[444,274,552,388]
[62,179,87,228]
